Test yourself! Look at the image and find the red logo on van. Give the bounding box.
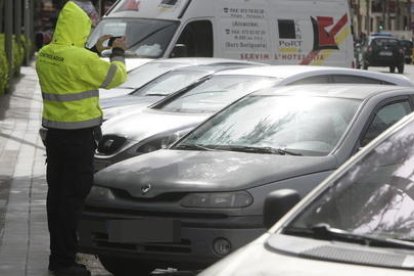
[312,16,339,50]
[301,14,348,65]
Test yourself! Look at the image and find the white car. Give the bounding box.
[81,84,414,275]
[199,98,414,276]
[94,65,414,171]
[99,57,262,99]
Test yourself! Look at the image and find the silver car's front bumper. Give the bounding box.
[78,208,265,269]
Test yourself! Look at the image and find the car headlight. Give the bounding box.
[181,191,253,208]
[86,186,115,202]
[136,131,187,153]
[97,135,127,154]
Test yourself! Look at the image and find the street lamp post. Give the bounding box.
[14,0,22,75]
[366,0,371,34]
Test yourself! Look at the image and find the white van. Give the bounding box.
[88,0,354,69]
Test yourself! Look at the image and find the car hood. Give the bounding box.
[100,95,162,109]
[199,234,414,276]
[101,109,210,141]
[95,149,338,198]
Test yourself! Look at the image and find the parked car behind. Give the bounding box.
[399,39,413,64]
[93,65,414,172]
[79,84,414,275]
[101,61,263,121]
[361,36,405,73]
[199,103,414,276]
[99,57,262,99]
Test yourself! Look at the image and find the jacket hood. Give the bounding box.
[51,1,92,47]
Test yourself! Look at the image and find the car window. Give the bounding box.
[331,75,392,84]
[131,69,211,96]
[288,76,329,85]
[371,38,399,47]
[88,18,179,58]
[287,120,414,240]
[178,95,361,156]
[361,100,411,147]
[171,20,213,57]
[156,75,276,113]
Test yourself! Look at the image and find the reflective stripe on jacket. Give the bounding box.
[36,1,127,130]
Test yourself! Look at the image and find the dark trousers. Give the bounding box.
[45,128,96,268]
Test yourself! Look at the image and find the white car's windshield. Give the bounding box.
[287,119,414,241]
[119,61,188,89]
[156,75,277,113]
[87,18,178,58]
[176,95,360,155]
[131,69,212,97]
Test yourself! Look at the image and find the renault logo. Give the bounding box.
[141,184,152,195]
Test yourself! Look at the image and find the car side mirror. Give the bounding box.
[170,44,188,58]
[263,189,301,229]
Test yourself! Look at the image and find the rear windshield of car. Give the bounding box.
[371,38,399,47]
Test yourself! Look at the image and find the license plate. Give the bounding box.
[379,51,392,56]
[107,219,180,243]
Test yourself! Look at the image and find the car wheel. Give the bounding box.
[390,66,395,73]
[98,255,155,276]
[398,63,404,74]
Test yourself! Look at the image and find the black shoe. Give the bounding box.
[52,264,91,276]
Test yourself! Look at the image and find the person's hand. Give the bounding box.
[95,34,112,53]
[111,36,127,51]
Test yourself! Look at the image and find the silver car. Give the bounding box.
[200,99,414,276]
[94,65,414,171]
[99,57,263,99]
[79,84,414,275]
[101,61,262,121]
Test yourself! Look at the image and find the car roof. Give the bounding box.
[212,65,413,86]
[251,84,414,100]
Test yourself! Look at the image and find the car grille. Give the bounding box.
[97,135,127,154]
[83,205,228,220]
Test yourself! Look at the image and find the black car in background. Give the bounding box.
[362,36,405,73]
[399,39,413,64]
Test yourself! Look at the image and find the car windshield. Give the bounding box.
[371,38,399,47]
[285,119,414,242]
[118,61,188,89]
[131,69,212,97]
[87,18,178,58]
[175,94,360,155]
[157,75,277,113]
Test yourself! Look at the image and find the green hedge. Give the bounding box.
[0,35,9,96]
[0,33,33,95]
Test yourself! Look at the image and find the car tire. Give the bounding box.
[390,66,395,73]
[398,63,404,74]
[98,255,155,276]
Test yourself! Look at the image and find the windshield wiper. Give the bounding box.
[213,145,302,156]
[175,143,215,151]
[284,223,414,250]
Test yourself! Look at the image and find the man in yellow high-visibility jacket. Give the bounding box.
[36,1,127,275]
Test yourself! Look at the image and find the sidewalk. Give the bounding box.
[0,62,49,275]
